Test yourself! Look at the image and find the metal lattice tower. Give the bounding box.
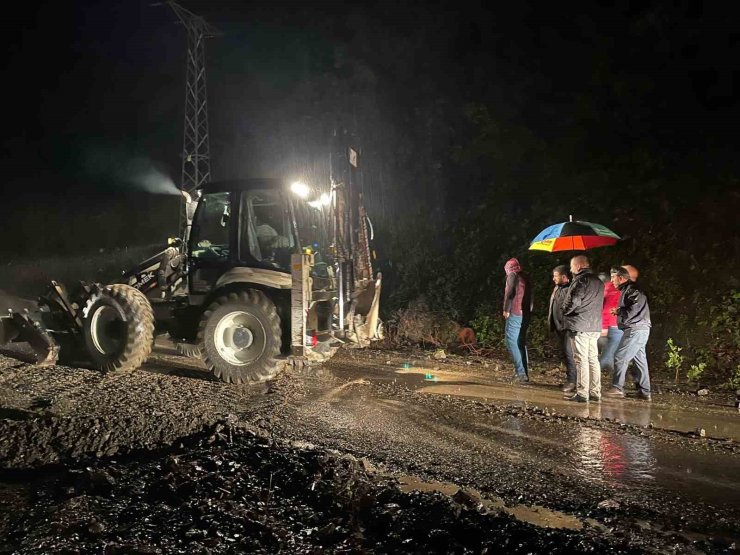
[167,1,221,235]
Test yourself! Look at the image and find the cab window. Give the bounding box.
[240,190,294,269]
[190,192,231,260]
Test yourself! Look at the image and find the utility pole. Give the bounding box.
[165,1,221,236]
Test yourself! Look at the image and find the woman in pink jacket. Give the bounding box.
[598,269,623,373]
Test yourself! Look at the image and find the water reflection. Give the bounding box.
[600,401,651,428]
[575,427,656,487]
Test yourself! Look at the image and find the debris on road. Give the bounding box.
[598,499,621,510]
[432,349,447,360]
[1,422,642,554]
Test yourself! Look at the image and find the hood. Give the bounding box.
[504,258,522,275]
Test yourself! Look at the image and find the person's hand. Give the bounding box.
[503,311,510,319]
[610,308,618,315]
[600,329,608,337]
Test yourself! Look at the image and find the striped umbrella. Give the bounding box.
[529,217,620,252]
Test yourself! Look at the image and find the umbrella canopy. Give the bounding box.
[529,220,620,252]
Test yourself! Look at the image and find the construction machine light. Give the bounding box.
[290,181,310,198]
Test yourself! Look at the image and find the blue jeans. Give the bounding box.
[613,328,651,393]
[505,315,529,377]
[599,326,624,372]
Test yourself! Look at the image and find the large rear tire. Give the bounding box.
[82,284,155,372]
[175,342,202,359]
[197,289,282,384]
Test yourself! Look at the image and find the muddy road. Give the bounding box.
[0,343,738,553]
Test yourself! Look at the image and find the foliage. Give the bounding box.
[688,291,740,386]
[729,366,740,391]
[664,338,684,383]
[470,306,505,351]
[686,362,706,383]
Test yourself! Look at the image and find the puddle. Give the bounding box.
[397,475,585,530]
[384,367,740,509]
[394,367,480,384]
[391,367,740,442]
[467,415,740,509]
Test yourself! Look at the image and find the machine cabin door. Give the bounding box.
[188,191,236,293]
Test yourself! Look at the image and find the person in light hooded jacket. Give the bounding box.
[502,258,533,382]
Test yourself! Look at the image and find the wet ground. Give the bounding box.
[0,344,738,552]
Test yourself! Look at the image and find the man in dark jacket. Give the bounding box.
[606,267,652,400]
[548,265,576,392]
[502,258,533,383]
[561,255,604,402]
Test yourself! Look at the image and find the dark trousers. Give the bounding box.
[556,329,577,384]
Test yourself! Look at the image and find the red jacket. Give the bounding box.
[503,258,533,316]
[602,281,619,328]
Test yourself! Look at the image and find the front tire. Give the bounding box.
[82,284,155,372]
[197,289,282,384]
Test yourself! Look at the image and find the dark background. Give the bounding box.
[1,1,738,376]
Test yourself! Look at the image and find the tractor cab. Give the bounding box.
[188,179,299,285]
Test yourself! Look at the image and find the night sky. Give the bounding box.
[1,1,739,256]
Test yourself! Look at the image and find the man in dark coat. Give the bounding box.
[561,255,604,402]
[606,267,653,400]
[502,258,533,383]
[548,265,576,392]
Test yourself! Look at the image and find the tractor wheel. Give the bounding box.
[197,289,282,384]
[82,284,155,372]
[175,342,202,359]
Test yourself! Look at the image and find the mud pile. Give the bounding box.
[2,422,641,554]
[0,353,289,469]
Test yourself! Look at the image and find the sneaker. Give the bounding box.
[605,387,624,398]
[591,395,601,402]
[636,390,652,401]
[512,375,530,384]
[560,382,576,393]
[564,393,588,403]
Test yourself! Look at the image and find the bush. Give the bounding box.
[470,306,505,350]
[729,365,740,391]
[686,362,706,383]
[693,290,740,387]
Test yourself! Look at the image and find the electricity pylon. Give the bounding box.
[166,1,221,236]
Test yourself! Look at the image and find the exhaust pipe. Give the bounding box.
[181,190,198,245]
